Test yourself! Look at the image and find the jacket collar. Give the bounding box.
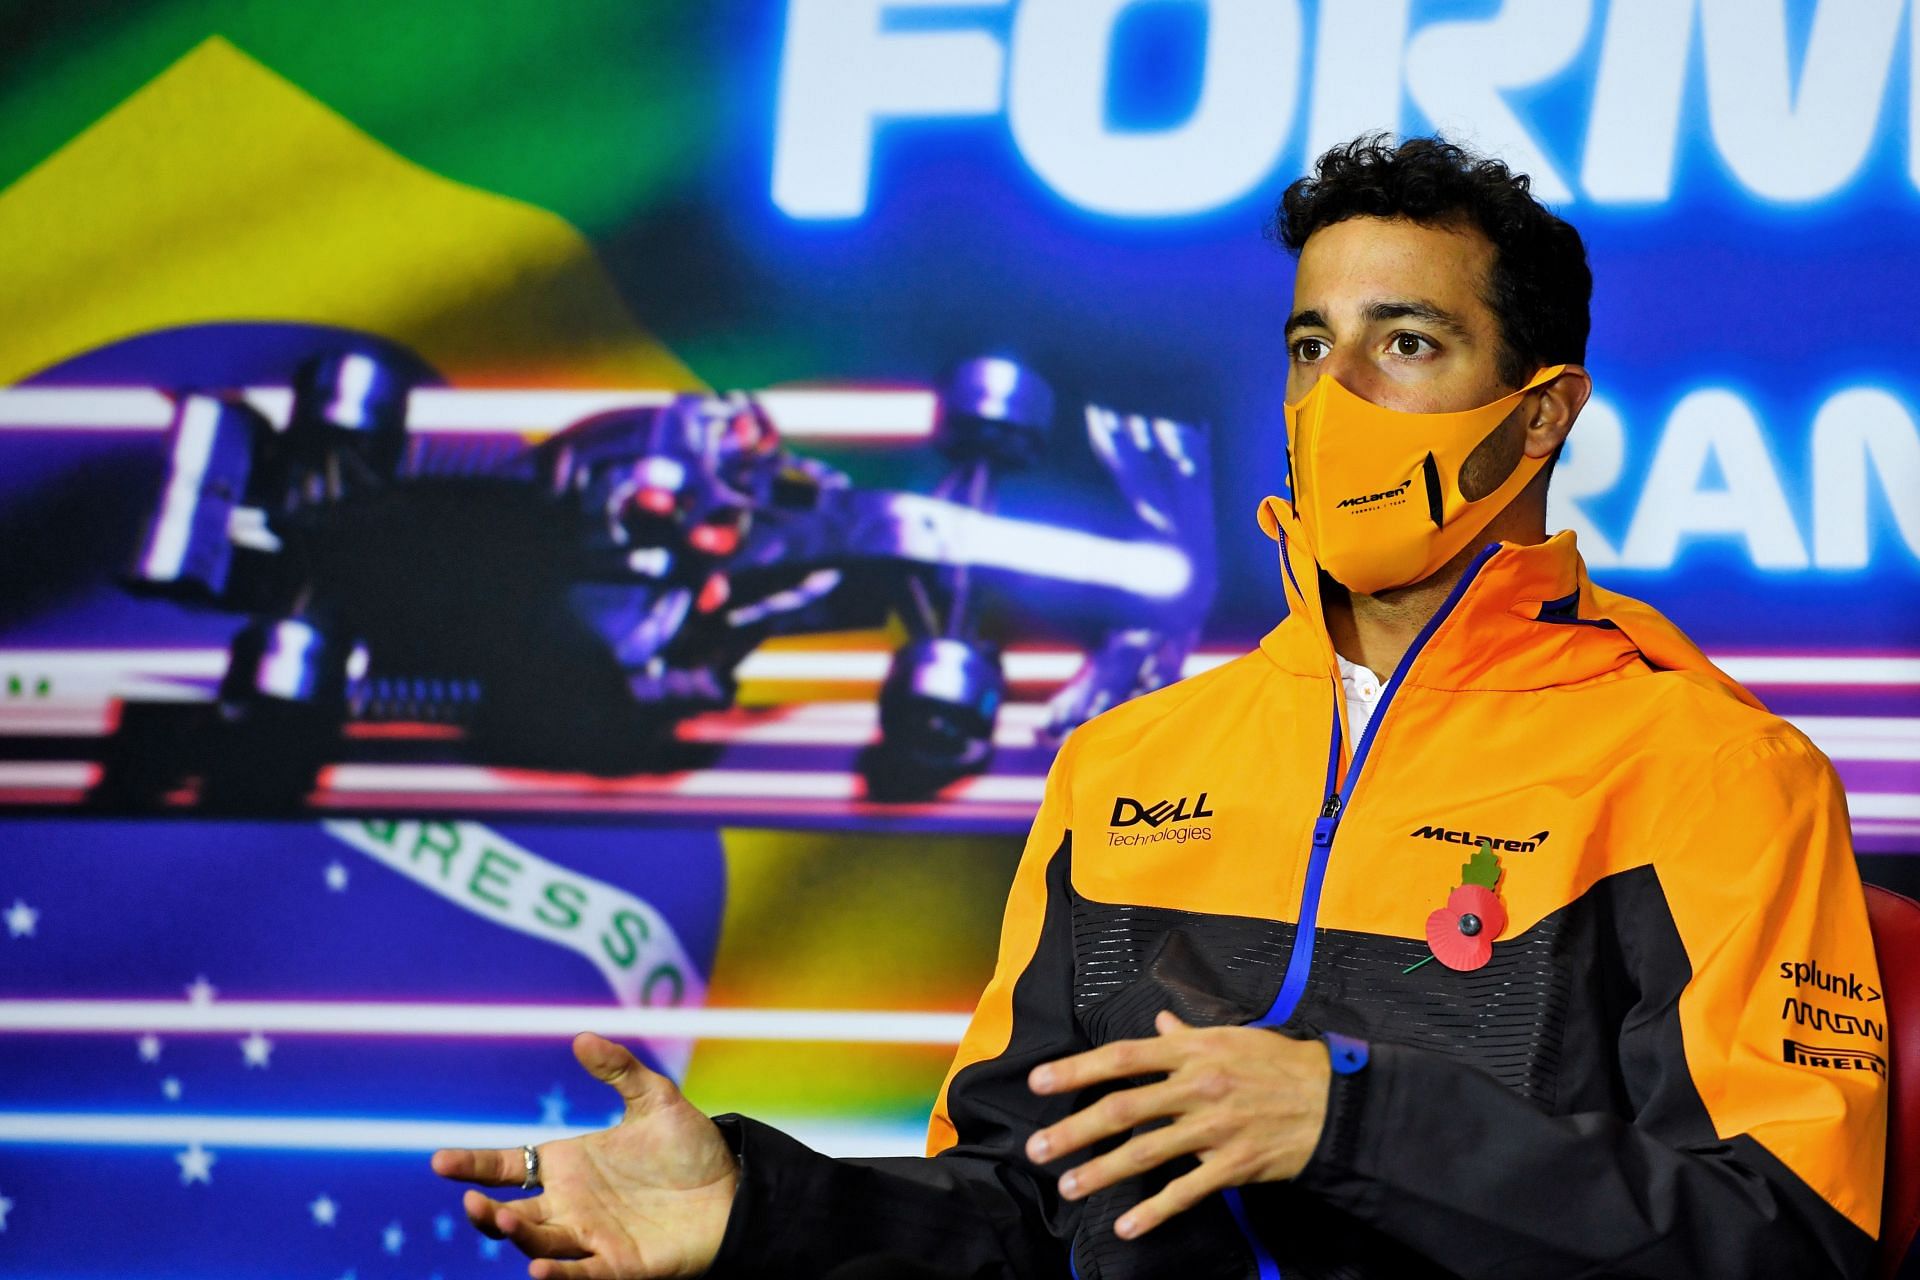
[1253,496,1763,705]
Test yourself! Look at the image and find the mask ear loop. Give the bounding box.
[1443,368,1567,525]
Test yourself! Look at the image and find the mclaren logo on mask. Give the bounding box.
[1410,824,1551,853]
[1334,479,1412,510]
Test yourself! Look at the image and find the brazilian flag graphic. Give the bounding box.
[0,10,1025,1276]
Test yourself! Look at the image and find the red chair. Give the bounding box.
[1867,884,1920,1280]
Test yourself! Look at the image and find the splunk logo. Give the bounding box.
[1410,824,1550,853]
[1335,480,1411,510]
[1776,959,1882,1003]
[1108,793,1214,846]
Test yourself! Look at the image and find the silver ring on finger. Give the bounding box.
[521,1143,541,1190]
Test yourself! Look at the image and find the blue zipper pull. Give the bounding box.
[1312,793,1342,846]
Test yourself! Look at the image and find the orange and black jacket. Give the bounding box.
[709,500,1888,1280]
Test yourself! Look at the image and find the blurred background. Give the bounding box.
[0,1,1915,1275]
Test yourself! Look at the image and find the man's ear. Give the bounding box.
[1523,366,1592,460]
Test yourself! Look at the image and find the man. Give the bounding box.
[431,136,1888,1278]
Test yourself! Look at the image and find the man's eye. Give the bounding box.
[1391,333,1434,358]
[1292,338,1327,361]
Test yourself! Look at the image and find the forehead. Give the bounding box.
[1291,216,1496,326]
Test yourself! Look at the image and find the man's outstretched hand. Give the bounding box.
[431,1032,738,1279]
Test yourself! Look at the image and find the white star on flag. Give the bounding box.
[176,1141,215,1185]
[185,975,217,1006]
[538,1084,570,1125]
[310,1194,338,1227]
[0,1191,12,1232]
[479,1237,503,1260]
[5,899,36,939]
[240,1030,274,1069]
[138,1033,162,1063]
[324,860,349,892]
[161,1077,182,1101]
[382,1221,405,1255]
[434,1212,454,1241]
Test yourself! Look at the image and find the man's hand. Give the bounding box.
[1024,1011,1331,1241]
[431,1032,738,1279]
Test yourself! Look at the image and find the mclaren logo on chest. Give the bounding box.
[1410,824,1551,853]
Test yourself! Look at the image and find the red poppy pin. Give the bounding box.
[1405,841,1507,973]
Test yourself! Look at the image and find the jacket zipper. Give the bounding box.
[1220,532,1502,1277]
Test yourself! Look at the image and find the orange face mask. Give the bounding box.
[1281,365,1566,595]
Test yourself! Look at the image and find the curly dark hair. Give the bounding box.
[1273,134,1591,388]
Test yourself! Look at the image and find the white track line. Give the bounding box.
[0,648,229,675]
[16,684,1907,761]
[0,761,100,788]
[734,650,1235,682]
[1790,717,1920,763]
[0,388,174,428]
[8,647,1910,687]
[1855,820,1920,837]
[0,387,938,441]
[755,389,938,440]
[313,763,861,799]
[309,764,1048,804]
[1715,656,1920,686]
[677,701,1051,748]
[1850,794,1920,820]
[0,1111,927,1159]
[678,707,1920,758]
[0,999,970,1044]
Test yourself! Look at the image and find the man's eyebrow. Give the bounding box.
[1283,300,1477,343]
[1283,309,1327,338]
[1362,298,1475,342]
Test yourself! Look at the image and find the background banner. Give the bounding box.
[2,2,1916,1275]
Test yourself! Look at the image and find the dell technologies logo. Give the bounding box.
[1108,793,1213,846]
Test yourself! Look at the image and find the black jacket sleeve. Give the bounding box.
[704,740,1088,1279]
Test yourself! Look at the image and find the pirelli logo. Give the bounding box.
[1782,1037,1887,1077]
